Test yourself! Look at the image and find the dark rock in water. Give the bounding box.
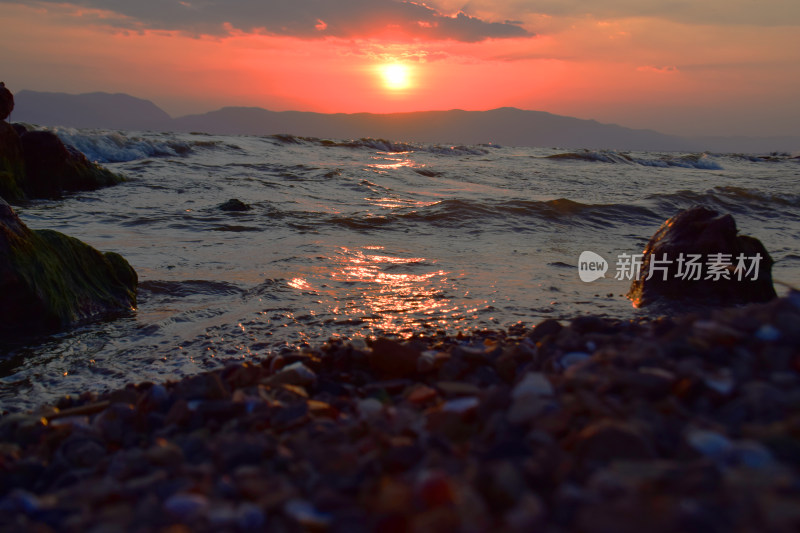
[0,82,13,121]
[0,197,137,337]
[0,85,124,202]
[0,122,26,202]
[218,198,251,212]
[19,130,123,199]
[628,206,776,307]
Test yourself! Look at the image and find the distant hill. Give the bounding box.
[14,90,173,131]
[12,90,799,153]
[171,106,696,152]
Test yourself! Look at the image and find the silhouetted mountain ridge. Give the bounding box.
[12,90,799,153]
[15,90,172,131]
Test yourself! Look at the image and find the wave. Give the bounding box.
[649,153,723,170]
[49,128,224,163]
[545,150,724,170]
[723,152,800,163]
[268,134,490,156]
[139,280,244,298]
[546,151,636,164]
[326,197,662,231]
[647,186,800,216]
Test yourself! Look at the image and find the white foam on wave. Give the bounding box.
[49,127,195,163]
[547,149,724,170]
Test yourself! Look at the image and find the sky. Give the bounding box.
[1,0,799,137]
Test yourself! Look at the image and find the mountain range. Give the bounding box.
[11,90,799,153]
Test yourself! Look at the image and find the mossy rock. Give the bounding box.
[0,122,126,203]
[0,122,25,203]
[19,130,124,199]
[0,197,137,337]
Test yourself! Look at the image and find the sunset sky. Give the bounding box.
[1,0,798,137]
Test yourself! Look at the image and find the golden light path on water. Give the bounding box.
[279,151,491,338]
[285,245,482,338]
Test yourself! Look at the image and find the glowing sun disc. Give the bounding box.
[381,64,411,91]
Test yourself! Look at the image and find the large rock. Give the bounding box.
[0,197,137,337]
[0,82,13,121]
[628,206,776,307]
[0,122,26,202]
[0,84,124,203]
[18,130,123,199]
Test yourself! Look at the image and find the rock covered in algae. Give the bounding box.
[0,83,124,203]
[0,197,137,337]
[18,129,123,199]
[628,206,776,307]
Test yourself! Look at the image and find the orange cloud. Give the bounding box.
[2,0,532,41]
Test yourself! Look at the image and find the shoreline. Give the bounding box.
[2,295,799,531]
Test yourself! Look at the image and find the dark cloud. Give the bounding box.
[8,0,531,41]
[453,0,800,27]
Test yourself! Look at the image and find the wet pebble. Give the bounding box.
[357,398,384,419]
[703,368,736,396]
[163,493,209,520]
[0,489,44,514]
[284,499,332,529]
[731,440,775,469]
[441,397,480,415]
[369,338,422,379]
[556,351,591,371]
[264,361,317,387]
[512,373,553,399]
[755,324,781,342]
[237,502,267,530]
[575,420,655,466]
[527,318,563,343]
[686,429,733,462]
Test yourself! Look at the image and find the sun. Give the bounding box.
[381,64,412,91]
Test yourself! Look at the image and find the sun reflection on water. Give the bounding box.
[287,277,312,290]
[368,155,415,172]
[366,197,436,210]
[284,245,485,338]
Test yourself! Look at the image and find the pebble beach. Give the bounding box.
[2,292,800,532]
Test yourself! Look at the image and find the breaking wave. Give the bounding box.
[546,150,724,170]
[647,186,800,217]
[49,128,223,163]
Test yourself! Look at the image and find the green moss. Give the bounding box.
[0,168,25,203]
[61,152,126,193]
[1,218,137,334]
[3,126,126,202]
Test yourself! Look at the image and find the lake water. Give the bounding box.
[2,129,798,412]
